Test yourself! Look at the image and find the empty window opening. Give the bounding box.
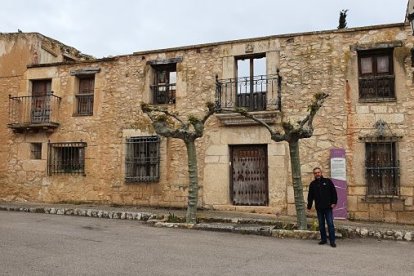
[237,56,266,79]
[151,64,176,104]
[234,54,267,110]
[30,143,42,160]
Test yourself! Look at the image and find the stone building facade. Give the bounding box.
[1,22,414,224]
[0,32,92,200]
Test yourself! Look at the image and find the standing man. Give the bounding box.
[307,167,338,248]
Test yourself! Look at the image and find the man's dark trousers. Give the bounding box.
[317,208,335,244]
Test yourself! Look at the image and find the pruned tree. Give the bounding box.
[141,102,217,223]
[232,92,329,230]
[338,9,348,29]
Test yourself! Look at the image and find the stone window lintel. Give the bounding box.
[70,68,101,76]
[147,57,183,66]
[350,41,403,51]
[216,110,281,126]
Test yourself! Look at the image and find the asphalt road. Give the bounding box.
[0,212,413,276]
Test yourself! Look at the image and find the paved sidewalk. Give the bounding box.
[1,201,413,242]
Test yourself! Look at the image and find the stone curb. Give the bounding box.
[0,205,158,222]
[0,205,412,242]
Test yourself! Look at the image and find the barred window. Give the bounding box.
[48,142,86,175]
[75,76,94,116]
[365,142,399,196]
[125,136,160,182]
[30,143,42,160]
[358,49,395,101]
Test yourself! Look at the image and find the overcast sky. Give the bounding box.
[1,0,409,58]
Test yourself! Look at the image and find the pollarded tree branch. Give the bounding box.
[189,102,217,137]
[298,92,329,130]
[141,103,188,130]
[201,102,217,124]
[223,107,286,141]
[229,92,328,230]
[140,101,218,223]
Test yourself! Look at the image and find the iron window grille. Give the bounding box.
[125,136,160,182]
[48,142,87,175]
[358,48,395,101]
[30,143,42,160]
[365,141,399,196]
[75,76,94,115]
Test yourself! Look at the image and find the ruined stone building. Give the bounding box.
[1,17,414,224]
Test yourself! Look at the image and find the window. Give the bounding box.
[151,64,176,104]
[236,55,266,79]
[365,142,399,196]
[235,54,267,111]
[30,143,42,160]
[48,142,86,175]
[358,49,395,100]
[125,136,160,182]
[75,76,94,115]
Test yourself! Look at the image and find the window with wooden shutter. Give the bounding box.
[358,49,395,101]
[76,76,94,115]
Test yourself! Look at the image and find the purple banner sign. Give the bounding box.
[330,148,347,219]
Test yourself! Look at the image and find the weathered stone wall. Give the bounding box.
[1,34,35,195]
[204,24,414,223]
[0,33,93,201]
[1,24,414,224]
[0,34,43,200]
[4,45,224,207]
[278,24,414,223]
[0,76,20,200]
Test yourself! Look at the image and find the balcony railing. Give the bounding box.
[359,75,395,100]
[8,93,61,132]
[150,83,176,104]
[216,73,282,112]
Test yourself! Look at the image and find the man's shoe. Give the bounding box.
[318,240,327,245]
[330,242,336,248]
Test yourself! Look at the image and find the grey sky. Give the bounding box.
[1,0,409,58]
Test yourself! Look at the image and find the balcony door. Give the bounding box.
[236,55,266,111]
[31,79,51,123]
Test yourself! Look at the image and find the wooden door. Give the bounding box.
[31,80,51,123]
[230,145,268,206]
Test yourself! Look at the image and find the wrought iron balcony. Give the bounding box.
[8,93,61,132]
[150,83,176,104]
[215,73,282,112]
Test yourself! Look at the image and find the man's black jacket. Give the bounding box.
[307,177,338,210]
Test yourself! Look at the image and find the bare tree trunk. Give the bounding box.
[141,102,217,224]
[230,93,328,230]
[185,140,199,223]
[288,140,307,230]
